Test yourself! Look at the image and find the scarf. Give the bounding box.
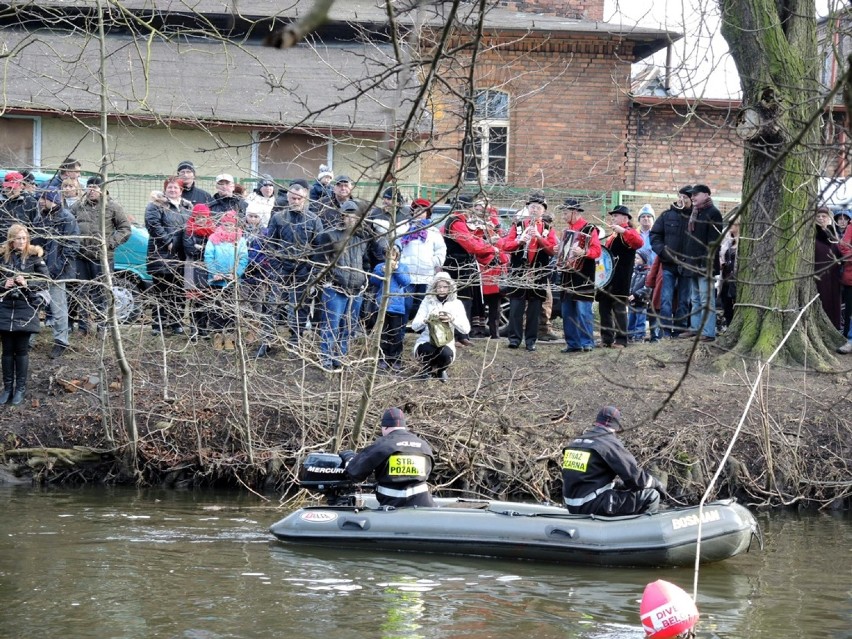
[401,218,429,246]
[209,226,242,245]
[688,198,712,233]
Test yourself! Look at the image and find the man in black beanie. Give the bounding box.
[342,407,435,507]
[561,406,665,516]
[176,160,211,206]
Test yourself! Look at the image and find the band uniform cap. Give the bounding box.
[380,407,406,430]
[608,204,631,219]
[558,198,584,212]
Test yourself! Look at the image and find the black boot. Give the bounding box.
[10,354,28,406]
[0,354,13,404]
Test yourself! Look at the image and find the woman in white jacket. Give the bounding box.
[410,272,470,381]
[400,198,446,323]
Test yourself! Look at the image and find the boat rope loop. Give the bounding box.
[377,482,429,498]
[562,481,616,507]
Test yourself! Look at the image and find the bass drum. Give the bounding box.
[595,246,614,288]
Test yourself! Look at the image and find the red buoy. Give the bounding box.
[639,579,699,638]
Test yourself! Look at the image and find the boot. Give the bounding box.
[10,354,27,406]
[0,355,13,404]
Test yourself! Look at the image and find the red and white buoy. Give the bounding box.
[639,579,699,639]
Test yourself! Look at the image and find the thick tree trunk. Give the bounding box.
[719,0,840,368]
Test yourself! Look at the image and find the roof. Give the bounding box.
[3,1,678,60]
[0,29,408,131]
[0,1,678,128]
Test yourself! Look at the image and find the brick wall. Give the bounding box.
[495,0,604,21]
[627,100,744,197]
[421,32,634,194]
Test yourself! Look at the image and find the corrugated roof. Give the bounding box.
[1,28,411,131]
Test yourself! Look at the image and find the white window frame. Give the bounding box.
[464,90,509,185]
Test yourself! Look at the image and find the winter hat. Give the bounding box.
[411,197,432,212]
[3,171,24,187]
[289,178,310,191]
[595,406,623,431]
[39,188,61,206]
[340,200,360,214]
[380,407,406,430]
[678,185,694,196]
[87,175,104,188]
[177,160,196,173]
[220,210,239,226]
[318,165,334,181]
[638,204,655,219]
[636,247,653,265]
[192,203,211,216]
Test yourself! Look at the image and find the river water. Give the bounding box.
[0,486,849,639]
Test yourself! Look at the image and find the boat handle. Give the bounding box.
[341,517,370,530]
[549,527,576,538]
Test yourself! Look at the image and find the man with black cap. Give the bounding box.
[176,161,211,206]
[556,198,601,352]
[342,407,435,507]
[562,406,665,516]
[38,188,79,357]
[258,179,324,357]
[70,176,132,335]
[650,186,695,337]
[680,184,723,342]
[597,205,643,348]
[314,174,363,230]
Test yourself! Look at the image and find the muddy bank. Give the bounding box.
[1,329,850,509]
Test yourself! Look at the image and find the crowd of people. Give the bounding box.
[4,155,852,405]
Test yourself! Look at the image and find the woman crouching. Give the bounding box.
[0,224,50,405]
[410,272,470,381]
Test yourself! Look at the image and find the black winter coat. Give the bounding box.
[315,225,375,293]
[209,194,247,218]
[561,425,662,506]
[265,206,324,283]
[43,206,80,280]
[0,194,43,244]
[145,194,191,275]
[181,183,212,207]
[0,246,50,333]
[682,203,723,275]
[650,204,691,272]
[345,428,435,508]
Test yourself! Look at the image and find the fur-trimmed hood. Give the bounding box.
[149,190,192,210]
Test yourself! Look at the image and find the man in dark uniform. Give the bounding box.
[562,406,665,516]
[342,407,435,508]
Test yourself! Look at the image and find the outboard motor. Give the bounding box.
[299,452,356,506]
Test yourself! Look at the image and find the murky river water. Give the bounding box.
[0,487,849,639]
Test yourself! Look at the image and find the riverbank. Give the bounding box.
[1,328,850,509]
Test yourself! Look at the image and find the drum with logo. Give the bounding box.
[595,246,614,288]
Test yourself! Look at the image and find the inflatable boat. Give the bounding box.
[268,454,761,568]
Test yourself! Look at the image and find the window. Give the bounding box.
[0,117,37,168]
[463,90,509,184]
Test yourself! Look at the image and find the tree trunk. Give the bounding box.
[719,0,840,368]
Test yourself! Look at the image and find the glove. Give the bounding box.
[339,450,355,466]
